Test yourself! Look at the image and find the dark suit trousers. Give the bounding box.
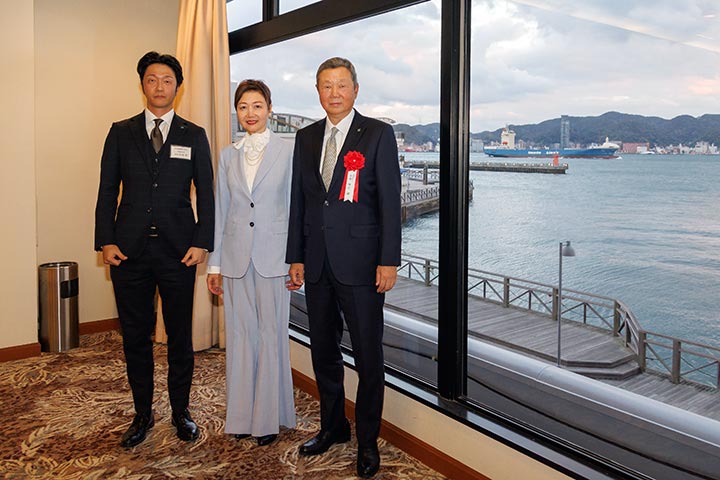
[305,259,386,448]
[110,237,196,416]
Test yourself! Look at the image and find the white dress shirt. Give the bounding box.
[144,109,175,142]
[319,109,355,174]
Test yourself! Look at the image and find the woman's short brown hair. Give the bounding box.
[234,79,272,109]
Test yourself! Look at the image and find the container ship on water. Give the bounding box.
[483,126,620,159]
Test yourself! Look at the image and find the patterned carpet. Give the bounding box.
[0,331,446,479]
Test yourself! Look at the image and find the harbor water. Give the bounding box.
[401,152,720,347]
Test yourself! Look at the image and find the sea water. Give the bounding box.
[401,152,720,347]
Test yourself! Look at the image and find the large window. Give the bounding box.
[228,2,720,479]
[467,0,720,405]
[280,0,320,14]
[226,0,262,31]
[465,1,719,478]
[228,0,442,386]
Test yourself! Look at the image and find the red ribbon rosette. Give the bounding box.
[343,151,366,171]
[339,151,365,202]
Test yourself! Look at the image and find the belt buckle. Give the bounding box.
[149,225,159,238]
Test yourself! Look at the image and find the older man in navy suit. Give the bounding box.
[286,57,401,478]
[94,51,214,448]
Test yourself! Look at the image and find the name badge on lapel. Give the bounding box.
[170,145,192,160]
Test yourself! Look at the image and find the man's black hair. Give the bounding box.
[137,51,183,87]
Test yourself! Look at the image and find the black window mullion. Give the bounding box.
[230,0,426,53]
[438,0,470,400]
[262,0,280,22]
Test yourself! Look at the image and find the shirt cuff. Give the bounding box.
[207,266,221,274]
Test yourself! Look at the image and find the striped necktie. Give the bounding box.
[321,127,338,190]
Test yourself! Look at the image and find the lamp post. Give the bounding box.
[557,241,576,367]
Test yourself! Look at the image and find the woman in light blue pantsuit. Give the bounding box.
[207,80,295,446]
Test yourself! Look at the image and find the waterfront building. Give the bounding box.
[469,138,484,152]
[621,142,650,154]
[560,114,570,149]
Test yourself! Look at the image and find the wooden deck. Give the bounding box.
[385,276,720,421]
[605,374,720,422]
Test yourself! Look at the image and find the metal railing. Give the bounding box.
[397,253,440,286]
[400,186,440,204]
[639,332,720,388]
[403,168,440,183]
[396,253,720,388]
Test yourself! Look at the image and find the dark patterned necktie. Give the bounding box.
[151,118,163,153]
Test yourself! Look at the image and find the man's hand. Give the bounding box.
[207,274,223,295]
[376,265,397,293]
[102,244,127,266]
[181,247,207,266]
[287,263,305,291]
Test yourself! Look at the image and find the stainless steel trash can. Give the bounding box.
[38,261,79,352]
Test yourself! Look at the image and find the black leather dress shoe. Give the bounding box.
[171,409,199,441]
[255,434,277,446]
[299,422,351,456]
[357,444,380,478]
[234,433,250,440]
[120,412,154,448]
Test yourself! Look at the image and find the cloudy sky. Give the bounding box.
[228,0,720,132]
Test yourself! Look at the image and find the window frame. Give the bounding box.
[226,2,715,479]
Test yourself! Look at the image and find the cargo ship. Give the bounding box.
[483,126,619,159]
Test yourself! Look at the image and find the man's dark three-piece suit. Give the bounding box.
[94,112,214,416]
[286,110,401,448]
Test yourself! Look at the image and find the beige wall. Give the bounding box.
[34,0,180,326]
[0,0,179,350]
[0,1,38,349]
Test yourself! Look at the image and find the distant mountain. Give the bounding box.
[393,122,439,146]
[472,112,720,147]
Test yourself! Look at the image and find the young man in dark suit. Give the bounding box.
[286,57,401,478]
[94,51,214,448]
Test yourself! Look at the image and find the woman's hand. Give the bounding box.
[207,273,223,295]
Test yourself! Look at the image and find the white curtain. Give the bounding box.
[156,0,231,350]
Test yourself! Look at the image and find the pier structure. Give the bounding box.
[388,254,720,420]
[401,179,439,223]
[400,171,474,223]
[403,160,568,174]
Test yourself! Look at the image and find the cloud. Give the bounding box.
[229,0,720,131]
